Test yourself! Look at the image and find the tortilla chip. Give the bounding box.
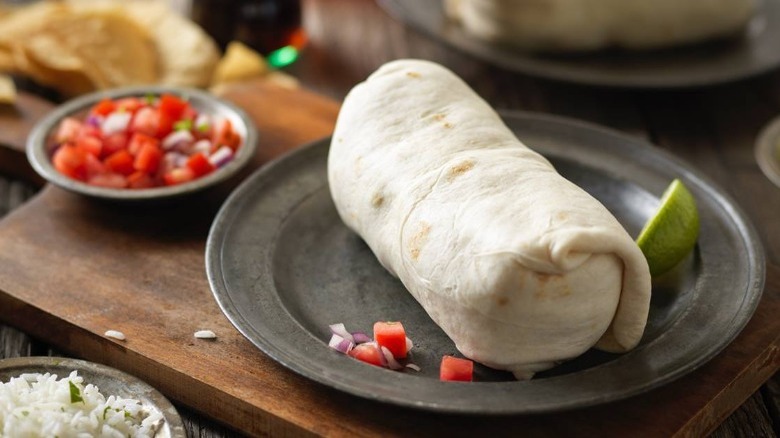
[123,1,220,87]
[39,9,158,89]
[212,41,269,86]
[0,74,15,104]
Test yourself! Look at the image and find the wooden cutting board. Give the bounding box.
[0,80,777,437]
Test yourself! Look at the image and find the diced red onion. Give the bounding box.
[101,112,131,135]
[351,332,371,344]
[85,114,103,127]
[162,130,194,150]
[406,337,414,351]
[163,151,188,170]
[328,334,354,354]
[329,323,355,344]
[380,346,404,370]
[405,363,421,372]
[193,139,212,155]
[208,146,233,167]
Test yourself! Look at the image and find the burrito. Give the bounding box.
[445,0,756,52]
[328,60,651,378]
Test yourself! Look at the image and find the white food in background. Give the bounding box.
[104,330,126,341]
[0,370,163,437]
[194,330,217,339]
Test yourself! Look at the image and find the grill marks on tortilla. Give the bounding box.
[406,71,421,78]
[447,159,475,182]
[533,272,572,300]
[371,192,385,208]
[409,222,431,261]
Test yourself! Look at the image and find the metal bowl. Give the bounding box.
[26,86,258,202]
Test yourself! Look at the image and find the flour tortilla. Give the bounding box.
[446,0,756,52]
[328,60,652,378]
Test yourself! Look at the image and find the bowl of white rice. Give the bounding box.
[0,357,184,437]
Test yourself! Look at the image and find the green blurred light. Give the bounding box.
[267,46,299,68]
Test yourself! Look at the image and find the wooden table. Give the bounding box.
[1,0,779,436]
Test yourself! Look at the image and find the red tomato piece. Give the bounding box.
[115,97,145,114]
[90,98,116,116]
[212,119,241,151]
[163,167,195,186]
[102,132,129,157]
[348,343,384,367]
[440,356,474,382]
[185,152,215,177]
[104,150,135,176]
[373,321,408,359]
[130,107,159,137]
[134,142,163,174]
[159,94,188,121]
[76,136,102,157]
[84,153,106,179]
[88,173,128,189]
[55,117,83,144]
[127,171,155,189]
[52,144,88,181]
[127,133,159,156]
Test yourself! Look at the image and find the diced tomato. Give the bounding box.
[127,171,155,189]
[52,143,88,181]
[88,172,127,189]
[130,107,159,137]
[54,117,84,144]
[134,142,162,174]
[104,150,135,176]
[185,152,214,177]
[76,136,102,157]
[50,93,241,190]
[163,167,196,186]
[90,98,116,116]
[159,94,188,121]
[440,356,474,382]
[348,343,384,367]
[373,321,408,359]
[115,97,145,114]
[127,132,159,156]
[212,119,241,151]
[102,132,129,157]
[84,153,106,179]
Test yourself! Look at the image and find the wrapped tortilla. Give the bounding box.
[445,0,756,52]
[328,60,652,378]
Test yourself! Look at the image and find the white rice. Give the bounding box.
[0,370,163,437]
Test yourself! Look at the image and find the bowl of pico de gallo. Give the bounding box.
[26,86,258,202]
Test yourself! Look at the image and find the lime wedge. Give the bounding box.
[637,179,700,277]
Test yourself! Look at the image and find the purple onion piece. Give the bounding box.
[329,323,355,344]
[328,334,353,354]
[85,114,103,127]
[162,130,195,150]
[380,346,404,370]
[208,146,233,167]
[352,332,371,344]
[406,336,414,351]
[101,112,131,135]
[405,363,421,372]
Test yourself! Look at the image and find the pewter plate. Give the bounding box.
[756,114,780,188]
[206,112,764,414]
[0,357,185,437]
[377,0,780,88]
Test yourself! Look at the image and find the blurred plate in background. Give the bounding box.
[378,0,780,88]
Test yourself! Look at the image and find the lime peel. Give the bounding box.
[636,179,700,277]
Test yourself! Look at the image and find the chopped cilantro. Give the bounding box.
[124,410,132,419]
[174,119,192,131]
[145,93,156,105]
[197,122,210,133]
[69,380,84,404]
[103,406,111,420]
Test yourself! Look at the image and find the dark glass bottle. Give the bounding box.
[191,0,306,58]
